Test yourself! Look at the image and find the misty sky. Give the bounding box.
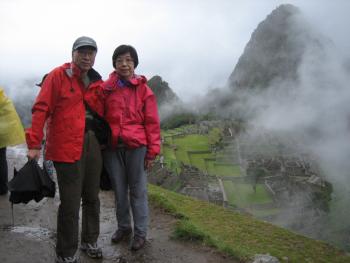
[0,0,349,102]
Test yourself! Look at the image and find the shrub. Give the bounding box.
[161,112,197,129]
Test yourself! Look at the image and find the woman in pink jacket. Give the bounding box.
[102,45,161,250]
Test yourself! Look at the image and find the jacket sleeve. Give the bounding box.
[84,81,105,118]
[143,87,161,160]
[25,72,59,149]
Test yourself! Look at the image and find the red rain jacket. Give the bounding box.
[102,71,160,160]
[26,63,104,162]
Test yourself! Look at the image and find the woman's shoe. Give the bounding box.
[130,236,146,251]
[111,228,132,243]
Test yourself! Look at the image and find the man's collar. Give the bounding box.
[65,63,101,82]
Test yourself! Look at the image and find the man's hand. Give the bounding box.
[27,149,41,161]
[144,159,154,171]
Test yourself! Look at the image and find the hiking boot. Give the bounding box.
[111,228,132,243]
[55,255,79,263]
[80,242,103,259]
[130,236,146,251]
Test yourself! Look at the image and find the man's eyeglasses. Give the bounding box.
[77,49,96,57]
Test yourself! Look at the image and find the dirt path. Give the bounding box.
[0,146,237,263]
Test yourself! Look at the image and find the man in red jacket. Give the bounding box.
[26,36,104,263]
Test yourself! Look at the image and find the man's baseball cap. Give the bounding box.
[72,36,97,51]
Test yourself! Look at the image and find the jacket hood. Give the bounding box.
[61,62,102,82]
[102,71,147,91]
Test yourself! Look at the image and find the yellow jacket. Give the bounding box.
[0,87,25,148]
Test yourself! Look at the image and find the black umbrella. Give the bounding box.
[8,159,55,204]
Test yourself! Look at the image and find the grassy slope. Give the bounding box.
[149,184,350,263]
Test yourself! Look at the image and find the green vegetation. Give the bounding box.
[162,128,242,177]
[162,145,178,174]
[149,184,350,263]
[161,112,197,129]
[223,181,272,207]
[208,127,223,148]
[188,151,212,171]
[212,163,241,177]
[174,134,209,166]
[160,125,273,210]
[249,208,280,218]
[173,134,210,152]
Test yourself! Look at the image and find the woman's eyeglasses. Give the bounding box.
[115,58,134,65]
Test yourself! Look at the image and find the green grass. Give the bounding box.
[172,134,210,165]
[163,136,174,145]
[161,128,278,242]
[162,129,243,177]
[188,152,213,170]
[148,184,350,263]
[162,146,180,174]
[163,145,176,162]
[173,134,210,151]
[212,163,241,177]
[162,125,195,138]
[249,208,280,218]
[223,182,272,207]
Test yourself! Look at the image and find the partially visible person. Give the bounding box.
[102,45,161,251]
[26,36,105,263]
[0,87,25,195]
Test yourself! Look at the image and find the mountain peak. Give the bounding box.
[148,75,180,106]
[228,4,320,90]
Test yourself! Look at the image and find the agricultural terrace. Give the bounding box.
[159,124,275,218]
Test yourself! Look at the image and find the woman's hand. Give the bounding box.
[144,159,154,171]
